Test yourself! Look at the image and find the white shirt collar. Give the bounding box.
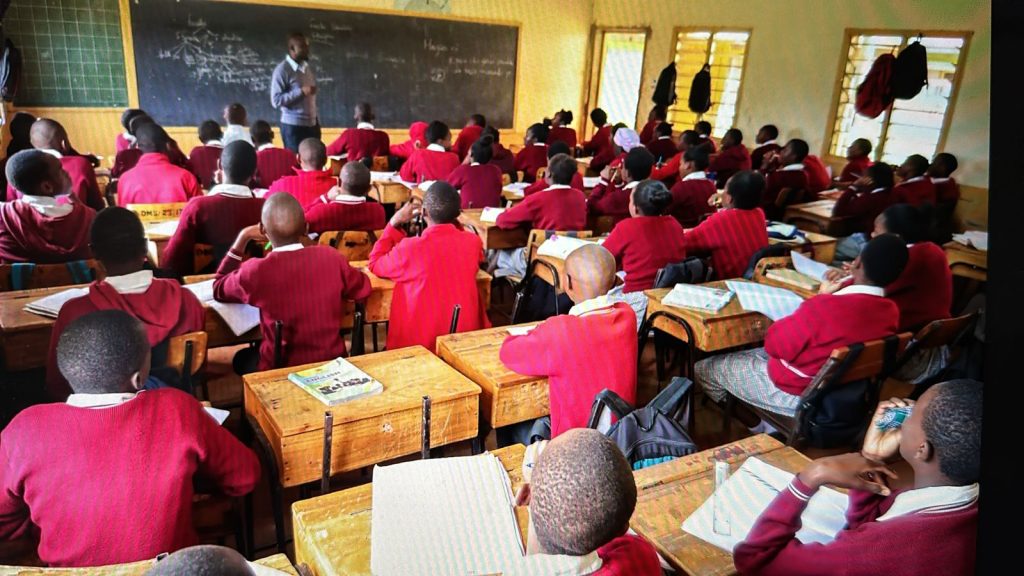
[122,132,136,144]
[66,392,138,409]
[544,184,573,191]
[286,55,308,73]
[757,139,778,147]
[470,162,481,166]
[273,243,304,252]
[104,270,154,295]
[569,295,615,317]
[426,143,446,152]
[871,187,887,194]
[533,142,546,147]
[505,550,603,575]
[356,122,375,130]
[40,148,63,159]
[204,140,224,148]
[901,176,926,184]
[876,484,979,522]
[331,194,367,204]
[257,143,276,151]
[657,135,672,140]
[699,134,709,139]
[19,194,74,217]
[623,181,640,190]
[682,171,708,181]
[781,163,805,171]
[209,183,255,198]
[930,177,950,183]
[835,284,885,297]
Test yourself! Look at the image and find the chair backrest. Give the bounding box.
[371,156,389,171]
[743,243,792,279]
[318,230,382,262]
[589,215,617,236]
[908,313,978,351]
[525,229,593,263]
[0,259,104,292]
[126,202,187,223]
[273,320,285,369]
[652,257,712,289]
[166,331,209,378]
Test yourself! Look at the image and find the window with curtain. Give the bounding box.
[827,32,968,165]
[666,29,750,138]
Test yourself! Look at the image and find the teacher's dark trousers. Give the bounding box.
[280,123,322,153]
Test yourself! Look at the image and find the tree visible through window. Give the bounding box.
[666,29,750,138]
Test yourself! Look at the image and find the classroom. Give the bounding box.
[0,0,997,574]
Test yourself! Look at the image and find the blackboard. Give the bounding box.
[4,0,129,107]
[128,0,519,128]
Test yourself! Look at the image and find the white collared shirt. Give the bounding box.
[19,194,73,217]
[104,270,154,295]
[39,148,63,159]
[781,163,805,171]
[505,550,603,575]
[66,392,138,409]
[328,193,367,205]
[901,176,926,184]
[208,183,256,198]
[757,139,778,148]
[568,295,615,317]
[682,171,708,182]
[286,55,308,73]
[533,142,546,147]
[257,143,276,152]
[122,132,136,145]
[544,184,573,191]
[876,484,980,521]
[273,243,304,252]
[204,139,224,148]
[356,122,375,130]
[623,181,640,190]
[426,143,446,152]
[835,284,885,297]
[657,135,672,140]
[470,162,481,166]
[870,187,887,194]
[930,177,950,184]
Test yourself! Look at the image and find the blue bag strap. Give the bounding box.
[11,262,36,291]
[64,260,95,284]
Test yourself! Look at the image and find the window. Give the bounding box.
[667,29,750,138]
[827,31,969,165]
[593,31,649,128]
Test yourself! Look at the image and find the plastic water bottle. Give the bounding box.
[876,406,912,430]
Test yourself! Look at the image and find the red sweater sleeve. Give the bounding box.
[184,172,203,198]
[495,195,537,230]
[601,223,628,268]
[399,152,417,182]
[0,437,34,541]
[162,202,200,276]
[764,298,816,363]
[499,323,555,376]
[325,132,348,157]
[367,224,415,282]
[191,398,261,497]
[212,253,250,304]
[340,259,373,302]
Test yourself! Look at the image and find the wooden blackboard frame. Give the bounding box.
[117,0,523,130]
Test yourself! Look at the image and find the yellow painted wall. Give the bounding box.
[593,0,991,188]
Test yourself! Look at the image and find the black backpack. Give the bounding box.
[587,377,698,470]
[890,40,929,100]
[652,62,677,108]
[1,37,21,102]
[688,64,712,114]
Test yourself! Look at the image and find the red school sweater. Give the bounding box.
[451,124,484,162]
[255,146,300,188]
[646,137,679,163]
[885,242,953,332]
[0,201,95,264]
[497,185,588,231]
[763,167,809,219]
[931,177,960,206]
[894,177,938,207]
[832,185,894,234]
[303,194,387,234]
[650,152,682,187]
[839,156,873,182]
[734,477,978,576]
[161,188,266,276]
[638,120,659,145]
[0,389,261,567]
[447,162,504,209]
[709,144,753,174]
[587,180,634,223]
[602,215,687,293]
[669,174,717,226]
[267,169,337,207]
[750,142,781,173]
[399,147,461,184]
[802,155,832,193]
[765,289,899,396]
[547,126,578,149]
[523,171,585,196]
[117,153,203,206]
[6,154,104,211]
[213,245,372,370]
[490,143,517,179]
[683,207,768,280]
[594,535,663,576]
[500,301,638,437]
[582,125,615,171]
[514,144,549,183]
[187,144,223,189]
[326,127,390,161]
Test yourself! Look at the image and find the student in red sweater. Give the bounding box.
[500,244,637,441]
[580,108,615,172]
[547,109,578,150]
[833,138,874,188]
[512,429,662,575]
[163,141,266,276]
[696,234,907,425]
[304,161,386,234]
[46,207,205,400]
[750,124,781,174]
[694,121,717,153]
[448,135,504,209]
[399,120,461,184]
[497,153,587,231]
[833,162,896,236]
[111,115,194,179]
[802,154,832,194]
[708,128,752,189]
[117,123,203,206]
[650,130,702,187]
[115,108,146,153]
[250,120,299,189]
[645,122,678,163]
[683,170,768,280]
[522,142,585,196]
[187,120,224,190]
[214,193,371,372]
[1,310,260,567]
[325,102,390,163]
[668,147,717,227]
[638,105,667,145]
[587,147,655,225]
[1,150,95,264]
[515,123,550,184]
[927,152,960,242]
[389,121,429,161]
[893,154,937,207]
[267,137,336,206]
[451,113,486,162]
[3,119,105,210]
[484,125,518,182]
[735,380,981,576]
[368,182,488,351]
[761,139,810,220]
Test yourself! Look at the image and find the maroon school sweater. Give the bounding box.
[886,242,953,332]
[587,180,635,224]
[326,127,390,161]
[187,144,223,189]
[267,169,337,207]
[523,172,584,196]
[162,186,266,276]
[496,185,587,231]
[894,177,938,207]
[399,147,461,184]
[213,245,372,370]
[763,167,809,220]
[669,175,717,226]
[451,125,484,162]
[832,185,894,234]
[303,195,387,234]
[6,154,104,211]
[683,207,768,280]
[931,177,960,206]
[646,137,679,163]
[447,162,504,208]
[602,215,687,293]
[255,146,299,189]
[839,156,873,182]
[0,201,95,264]
[547,126,578,149]
[0,389,260,567]
[750,142,781,173]
[515,144,549,183]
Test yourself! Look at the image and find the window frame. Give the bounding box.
[822,28,973,165]
[581,26,652,137]
[665,26,753,137]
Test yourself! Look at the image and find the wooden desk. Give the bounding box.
[769,230,837,264]
[783,199,852,237]
[459,209,529,250]
[575,156,597,176]
[631,434,810,576]
[0,553,297,575]
[436,323,546,430]
[750,257,820,299]
[944,241,987,282]
[370,181,412,205]
[143,221,177,267]
[292,445,527,576]
[501,189,525,207]
[243,345,481,488]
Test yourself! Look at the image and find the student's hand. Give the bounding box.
[822,265,851,284]
[231,224,267,254]
[324,185,343,201]
[707,192,725,208]
[818,276,845,295]
[389,199,422,227]
[797,453,897,495]
[302,85,317,96]
[862,397,915,463]
[515,483,531,506]
[599,165,613,181]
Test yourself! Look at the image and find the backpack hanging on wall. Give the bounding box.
[855,53,895,119]
[890,39,929,100]
[688,64,712,115]
[652,62,677,108]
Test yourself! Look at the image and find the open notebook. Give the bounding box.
[23,287,89,318]
[480,207,506,223]
[725,280,804,321]
[183,280,260,336]
[535,235,593,260]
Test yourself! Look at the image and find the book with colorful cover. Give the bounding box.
[287,358,384,406]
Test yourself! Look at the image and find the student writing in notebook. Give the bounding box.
[250,120,298,189]
[214,193,371,373]
[222,102,253,146]
[682,170,769,280]
[447,135,504,209]
[325,102,391,164]
[117,122,202,206]
[188,120,224,190]
[1,310,260,568]
[304,160,386,234]
[266,137,336,206]
[45,207,205,401]
[0,150,95,265]
[3,118,104,210]
[735,380,981,576]
[398,120,461,184]
[513,428,662,575]
[368,182,488,351]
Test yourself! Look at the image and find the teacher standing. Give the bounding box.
[270,32,320,152]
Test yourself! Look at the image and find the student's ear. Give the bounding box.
[916,439,935,464]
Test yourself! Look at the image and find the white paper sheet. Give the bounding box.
[247,561,289,576]
[582,176,602,189]
[535,236,592,260]
[952,230,988,251]
[790,250,829,282]
[682,457,849,552]
[418,180,437,192]
[371,454,525,576]
[661,283,734,312]
[145,220,179,237]
[370,171,399,182]
[23,287,89,318]
[726,280,804,321]
[506,325,537,337]
[328,154,347,161]
[183,279,261,336]
[204,407,230,426]
[480,207,506,223]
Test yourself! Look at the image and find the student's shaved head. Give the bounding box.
[135,122,170,154]
[423,181,461,224]
[5,150,64,196]
[530,429,636,556]
[29,118,66,150]
[298,138,327,170]
[58,310,150,394]
[221,141,257,184]
[340,161,372,197]
[262,192,307,245]
[563,243,617,304]
[145,545,255,576]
